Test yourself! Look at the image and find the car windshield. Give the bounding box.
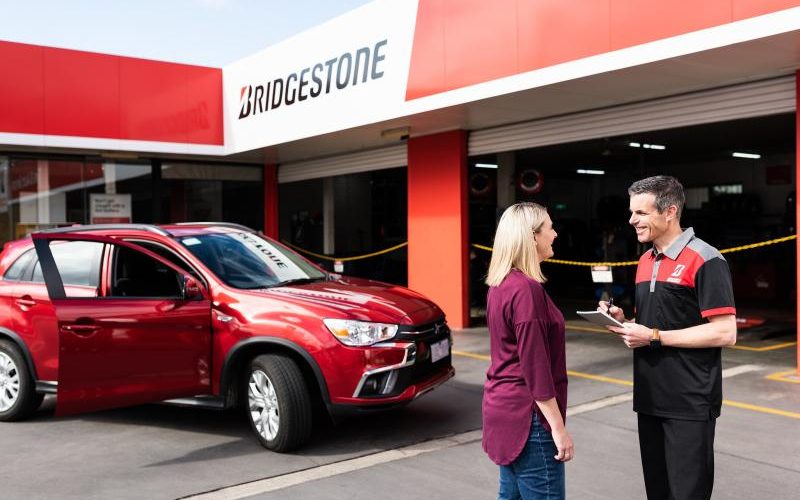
[179,232,326,289]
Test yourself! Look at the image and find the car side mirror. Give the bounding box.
[181,275,205,300]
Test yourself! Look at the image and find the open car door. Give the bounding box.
[32,231,212,416]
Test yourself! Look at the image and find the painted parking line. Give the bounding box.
[728,341,797,352]
[722,400,800,419]
[568,392,633,417]
[565,323,797,352]
[452,350,633,386]
[765,369,800,384]
[452,351,800,420]
[721,364,762,378]
[181,430,483,499]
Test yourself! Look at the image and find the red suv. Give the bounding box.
[0,223,453,451]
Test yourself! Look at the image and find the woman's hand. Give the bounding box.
[552,427,574,462]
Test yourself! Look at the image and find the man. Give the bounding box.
[602,175,737,500]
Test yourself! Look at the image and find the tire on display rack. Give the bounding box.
[245,353,313,452]
[0,339,43,422]
[517,168,544,195]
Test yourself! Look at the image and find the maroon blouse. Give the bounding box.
[482,269,567,465]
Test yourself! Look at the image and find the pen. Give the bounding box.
[607,297,614,314]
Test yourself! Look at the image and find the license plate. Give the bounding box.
[430,338,450,363]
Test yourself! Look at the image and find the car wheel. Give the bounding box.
[0,340,43,422]
[245,354,312,452]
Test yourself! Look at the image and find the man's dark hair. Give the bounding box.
[628,175,685,219]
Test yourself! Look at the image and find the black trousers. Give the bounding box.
[637,413,716,500]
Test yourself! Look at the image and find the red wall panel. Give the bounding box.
[609,0,731,50]
[518,0,610,72]
[44,47,120,139]
[734,0,800,20]
[0,42,44,134]
[0,40,223,145]
[264,163,279,238]
[444,0,518,94]
[405,0,447,101]
[183,65,223,145]
[407,130,469,328]
[120,57,222,145]
[407,0,799,100]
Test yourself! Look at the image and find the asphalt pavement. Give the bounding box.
[3,320,799,499]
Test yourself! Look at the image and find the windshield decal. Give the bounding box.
[231,232,306,282]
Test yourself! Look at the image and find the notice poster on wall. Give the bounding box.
[90,193,131,223]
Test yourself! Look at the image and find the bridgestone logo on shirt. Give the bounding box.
[238,39,388,120]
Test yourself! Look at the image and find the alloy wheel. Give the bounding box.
[248,369,280,441]
[0,351,20,412]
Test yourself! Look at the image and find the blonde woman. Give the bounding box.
[483,202,573,500]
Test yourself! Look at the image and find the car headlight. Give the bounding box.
[323,319,398,346]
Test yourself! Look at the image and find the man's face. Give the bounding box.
[628,193,669,243]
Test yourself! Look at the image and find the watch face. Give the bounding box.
[650,339,662,348]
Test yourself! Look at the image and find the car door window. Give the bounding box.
[31,241,103,290]
[127,240,204,285]
[3,248,35,281]
[109,245,183,298]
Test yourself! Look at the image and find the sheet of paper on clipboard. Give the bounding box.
[576,310,624,327]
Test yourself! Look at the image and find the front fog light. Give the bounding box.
[323,319,398,346]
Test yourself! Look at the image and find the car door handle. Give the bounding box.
[61,324,100,336]
[15,296,36,308]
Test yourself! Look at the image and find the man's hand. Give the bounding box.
[608,322,651,348]
[597,300,625,323]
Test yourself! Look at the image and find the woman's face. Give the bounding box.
[534,214,557,260]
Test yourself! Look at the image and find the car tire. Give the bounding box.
[245,353,312,452]
[0,340,43,422]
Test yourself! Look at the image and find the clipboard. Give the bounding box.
[576,310,624,327]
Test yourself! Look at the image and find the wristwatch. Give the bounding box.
[650,328,661,349]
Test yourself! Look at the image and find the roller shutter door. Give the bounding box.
[278,144,407,183]
[469,76,795,156]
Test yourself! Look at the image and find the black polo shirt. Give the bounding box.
[633,228,736,420]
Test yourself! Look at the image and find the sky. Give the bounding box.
[0,0,375,67]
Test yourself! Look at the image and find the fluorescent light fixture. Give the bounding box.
[577,169,605,175]
[475,163,498,169]
[732,152,761,159]
[630,142,665,150]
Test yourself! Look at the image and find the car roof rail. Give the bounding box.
[34,224,170,236]
[171,222,258,233]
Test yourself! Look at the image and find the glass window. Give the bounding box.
[1,159,151,246]
[180,232,325,289]
[31,241,103,287]
[3,248,35,281]
[109,245,182,298]
[160,163,263,230]
[128,240,203,284]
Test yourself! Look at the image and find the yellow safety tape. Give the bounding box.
[472,234,797,267]
[281,240,408,262]
[283,234,797,266]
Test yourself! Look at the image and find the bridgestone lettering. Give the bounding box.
[238,39,388,120]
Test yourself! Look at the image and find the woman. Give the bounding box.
[483,202,573,500]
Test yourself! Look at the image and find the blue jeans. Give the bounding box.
[498,413,565,500]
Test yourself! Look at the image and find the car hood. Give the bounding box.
[257,276,443,325]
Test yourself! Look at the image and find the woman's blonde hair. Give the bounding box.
[485,202,549,287]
